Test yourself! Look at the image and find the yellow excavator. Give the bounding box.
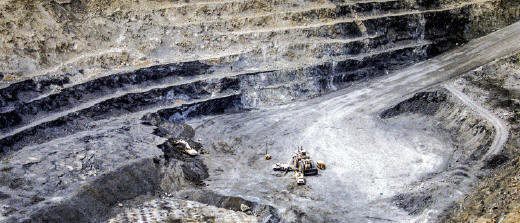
[291,147,318,176]
[270,146,324,185]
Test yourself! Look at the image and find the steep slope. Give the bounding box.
[441,52,520,223]
[1,0,519,84]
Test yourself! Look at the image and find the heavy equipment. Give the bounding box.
[272,163,293,171]
[291,147,318,176]
[271,147,323,185]
[316,161,326,170]
[295,172,305,185]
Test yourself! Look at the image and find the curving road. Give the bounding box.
[443,83,509,164]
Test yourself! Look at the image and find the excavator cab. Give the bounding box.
[299,160,318,176]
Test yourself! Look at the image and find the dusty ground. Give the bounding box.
[189,99,455,222]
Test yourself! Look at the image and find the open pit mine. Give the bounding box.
[1,0,520,222]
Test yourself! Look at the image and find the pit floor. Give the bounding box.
[189,88,454,222]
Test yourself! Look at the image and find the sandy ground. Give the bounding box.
[190,105,452,222]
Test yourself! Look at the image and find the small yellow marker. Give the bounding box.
[264,136,271,160]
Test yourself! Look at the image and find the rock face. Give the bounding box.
[0,0,519,222]
[1,0,519,86]
[0,118,164,222]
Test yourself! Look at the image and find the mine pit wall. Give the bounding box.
[432,95,496,164]
[0,61,214,130]
[423,0,520,56]
[381,90,496,218]
[1,0,518,79]
[7,98,246,223]
[10,158,162,223]
[382,90,494,168]
[2,0,520,111]
[240,45,429,106]
[0,80,242,153]
[2,0,520,86]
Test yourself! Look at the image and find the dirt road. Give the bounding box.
[444,83,509,164]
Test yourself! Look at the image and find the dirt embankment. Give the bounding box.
[441,53,520,222]
[381,89,497,220]
[379,55,520,220]
[381,90,495,166]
